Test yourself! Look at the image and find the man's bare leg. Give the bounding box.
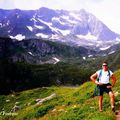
[99,96,103,112]
[109,91,115,112]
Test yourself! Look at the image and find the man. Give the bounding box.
[90,61,116,112]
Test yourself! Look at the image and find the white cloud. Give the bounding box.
[85,0,120,33]
[0,0,15,9]
[13,0,43,10]
[0,0,105,10]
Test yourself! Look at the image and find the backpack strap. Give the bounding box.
[94,69,102,97]
[97,69,102,82]
[108,69,111,80]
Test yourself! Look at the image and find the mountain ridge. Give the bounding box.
[0,7,120,51]
[0,37,97,64]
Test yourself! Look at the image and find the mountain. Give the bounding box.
[0,7,120,51]
[0,37,96,64]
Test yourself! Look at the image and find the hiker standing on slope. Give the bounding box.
[90,61,116,112]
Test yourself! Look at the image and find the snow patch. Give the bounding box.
[60,15,78,24]
[35,25,45,29]
[9,34,25,41]
[50,34,59,39]
[115,37,120,44]
[52,17,66,25]
[61,15,77,24]
[53,57,60,64]
[83,57,86,60]
[108,51,115,55]
[36,33,48,38]
[61,15,69,20]
[27,26,33,31]
[28,52,34,56]
[38,18,70,35]
[0,23,2,27]
[6,20,10,26]
[8,30,11,33]
[76,32,97,40]
[116,37,120,41]
[37,18,58,33]
[88,55,93,57]
[100,46,110,51]
[69,12,81,21]
[17,15,20,19]
[67,19,78,24]
[31,18,37,22]
[57,29,70,36]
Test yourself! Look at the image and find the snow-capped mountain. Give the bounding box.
[0,7,120,51]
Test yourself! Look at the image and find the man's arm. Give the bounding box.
[90,72,104,85]
[111,74,117,87]
[90,73,98,84]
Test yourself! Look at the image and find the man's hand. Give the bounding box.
[107,85,112,88]
[95,81,104,85]
[98,82,104,86]
[95,81,99,84]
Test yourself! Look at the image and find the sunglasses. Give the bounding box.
[102,65,108,66]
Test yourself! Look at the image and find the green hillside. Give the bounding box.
[0,69,120,120]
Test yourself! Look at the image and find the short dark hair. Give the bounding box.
[102,61,108,65]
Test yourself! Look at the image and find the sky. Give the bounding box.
[0,0,120,33]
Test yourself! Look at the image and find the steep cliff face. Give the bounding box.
[0,7,120,50]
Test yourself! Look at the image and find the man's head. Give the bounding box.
[102,61,108,71]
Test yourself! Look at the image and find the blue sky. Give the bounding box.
[0,0,120,33]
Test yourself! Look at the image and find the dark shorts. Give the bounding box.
[97,83,112,96]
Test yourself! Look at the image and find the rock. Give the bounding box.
[1,108,5,115]
[58,109,64,112]
[52,109,56,112]
[11,94,15,97]
[11,105,20,112]
[27,103,31,106]
[90,106,95,109]
[114,91,119,96]
[35,99,41,102]
[36,93,57,105]
[72,105,77,108]
[15,102,20,105]
[6,99,10,102]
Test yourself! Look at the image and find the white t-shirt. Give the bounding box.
[96,69,113,84]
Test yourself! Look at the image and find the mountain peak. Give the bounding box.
[0,7,120,49]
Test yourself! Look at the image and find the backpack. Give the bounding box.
[93,69,111,96]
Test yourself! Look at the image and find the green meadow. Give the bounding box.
[0,70,120,120]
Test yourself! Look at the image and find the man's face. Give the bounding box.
[102,63,108,71]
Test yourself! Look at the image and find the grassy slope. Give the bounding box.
[0,70,120,120]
